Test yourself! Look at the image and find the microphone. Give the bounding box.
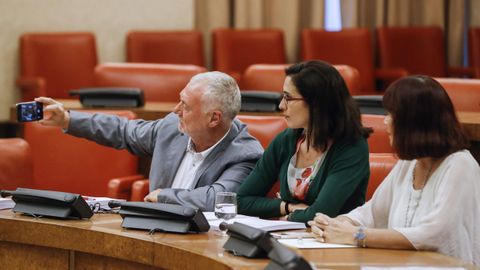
[108,200,123,208]
[0,190,13,198]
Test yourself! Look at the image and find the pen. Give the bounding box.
[271,232,313,239]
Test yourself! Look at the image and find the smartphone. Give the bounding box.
[16,101,43,122]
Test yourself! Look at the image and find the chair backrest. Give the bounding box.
[242,64,362,95]
[469,28,480,77]
[361,114,394,153]
[435,78,480,112]
[19,32,98,99]
[0,138,34,190]
[127,30,204,66]
[236,115,287,199]
[377,26,447,77]
[367,153,397,201]
[23,111,138,196]
[301,28,375,92]
[94,63,207,102]
[213,29,286,83]
[236,115,287,149]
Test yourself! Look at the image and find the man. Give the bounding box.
[36,71,263,211]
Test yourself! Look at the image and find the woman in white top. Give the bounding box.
[308,75,480,264]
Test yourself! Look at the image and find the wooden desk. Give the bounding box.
[0,210,476,270]
[10,99,480,142]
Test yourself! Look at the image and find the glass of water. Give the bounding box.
[214,192,237,236]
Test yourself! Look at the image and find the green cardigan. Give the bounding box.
[237,128,370,223]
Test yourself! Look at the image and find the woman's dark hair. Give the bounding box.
[383,75,469,160]
[285,60,371,151]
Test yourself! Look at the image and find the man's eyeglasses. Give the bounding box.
[282,94,304,107]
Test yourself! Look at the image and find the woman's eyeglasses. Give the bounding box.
[282,94,304,107]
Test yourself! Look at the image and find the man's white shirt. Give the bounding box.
[171,129,230,189]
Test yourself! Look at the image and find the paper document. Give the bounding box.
[0,197,14,210]
[362,266,465,270]
[279,238,356,249]
[271,231,314,239]
[204,212,306,232]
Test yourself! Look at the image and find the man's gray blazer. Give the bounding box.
[67,111,263,211]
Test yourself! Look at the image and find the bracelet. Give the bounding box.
[284,202,290,215]
[353,226,367,248]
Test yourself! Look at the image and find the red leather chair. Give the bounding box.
[23,111,140,196]
[236,115,287,149]
[367,153,397,201]
[469,28,480,78]
[94,63,207,102]
[109,175,148,201]
[127,30,204,66]
[213,29,286,85]
[0,138,34,190]
[301,28,406,95]
[361,114,394,153]
[377,26,474,78]
[122,115,288,202]
[242,64,362,95]
[130,179,150,202]
[17,32,98,101]
[435,78,480,112]
[237,115,288,199]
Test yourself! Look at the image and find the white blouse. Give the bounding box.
[344,150,480,264]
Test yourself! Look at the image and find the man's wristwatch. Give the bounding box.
[353,226,367,248]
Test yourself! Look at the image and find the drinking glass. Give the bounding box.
[214,192,237,236]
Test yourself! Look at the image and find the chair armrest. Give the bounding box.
[131,179,150,202]
[107,174,144,200]
[448,66,477,78]
[16,76,47,101]
[374,68,408,84]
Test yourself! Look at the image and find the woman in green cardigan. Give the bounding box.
[237,60,372,223]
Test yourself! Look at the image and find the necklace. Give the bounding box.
[404,161,432,227]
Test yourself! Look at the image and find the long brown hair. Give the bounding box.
[285,60,371,151]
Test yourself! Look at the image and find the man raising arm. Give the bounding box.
[36,71,263,211]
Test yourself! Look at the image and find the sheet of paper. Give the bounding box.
[271,231,314,239]
[0,197,14,210]
[362,268,466,270]
[203,212,253,221]
[278,238,356,249]
[203,212,306,232]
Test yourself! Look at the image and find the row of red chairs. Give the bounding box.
[18,59,480,113]
[18,27,480,101]
[242,64,480,112]
[0,113,396,202]
[19,61,360,103]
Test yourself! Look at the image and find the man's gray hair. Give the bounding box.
[190,71,241,120]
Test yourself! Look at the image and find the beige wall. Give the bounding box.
[0,0,194,121]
